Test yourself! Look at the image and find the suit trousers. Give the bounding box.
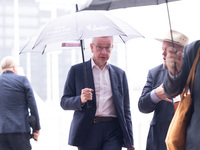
[78,119,123,150]
[0,133,31,150]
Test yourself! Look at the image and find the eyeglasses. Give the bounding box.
[92,43,113,52]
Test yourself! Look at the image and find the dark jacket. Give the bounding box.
[60,59,133,148]
[164,40,200,150]
[138,64,174,150]
[0,71,40,133]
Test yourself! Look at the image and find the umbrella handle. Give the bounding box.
[80,40,93,108]
[80,40,88,88]
[165,0,178,76]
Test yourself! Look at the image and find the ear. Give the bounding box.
[13,65,17,74]
[90,43,94,53]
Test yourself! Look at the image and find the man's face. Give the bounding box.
[162,41,183,68]
[90,36,113,69]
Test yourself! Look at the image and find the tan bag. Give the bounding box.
[165,47,200,150]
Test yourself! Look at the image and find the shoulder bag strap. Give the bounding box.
[184,46,200,95]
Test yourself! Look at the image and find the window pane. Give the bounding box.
[5,16,14,26]
[5,27,14,37]
[5,38,14,48]
[19,17,39,27]
[5,5,14,15]
[19,6,39,16]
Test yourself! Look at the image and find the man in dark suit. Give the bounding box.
[0,56,41,150]
[138,30,188,150]
[164,40,200,150]
[61,36,134,150]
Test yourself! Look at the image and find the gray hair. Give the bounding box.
[1,56,15,70]
[92,36,113,43]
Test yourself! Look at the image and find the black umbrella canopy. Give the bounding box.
[83,0,181,10]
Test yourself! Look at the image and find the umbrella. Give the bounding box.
[83,0,181,10]
[28,11,142,51]
[83,0,181,75]
[20,11,143,54]
[20,10,143,94]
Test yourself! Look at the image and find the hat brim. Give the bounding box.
[155,38,184,47]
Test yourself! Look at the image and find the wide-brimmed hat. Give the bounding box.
[155,30,189,47]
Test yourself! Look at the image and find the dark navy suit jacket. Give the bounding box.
[0,71,40,133]
[138,64,174,150]
[164,40,200,150]
[60,59,133,148]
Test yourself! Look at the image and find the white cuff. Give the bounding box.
[150,90,161,103]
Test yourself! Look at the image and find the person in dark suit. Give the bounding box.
[61,36,134,150]
[138,30,189,150]
[164,40,200,150]
[0,56,41,150]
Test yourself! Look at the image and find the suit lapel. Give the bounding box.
[108,65,119,101]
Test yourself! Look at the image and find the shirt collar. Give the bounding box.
[91,58,109,70]
[2,70,14,74]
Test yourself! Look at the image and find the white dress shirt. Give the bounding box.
[91,59,117,117]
